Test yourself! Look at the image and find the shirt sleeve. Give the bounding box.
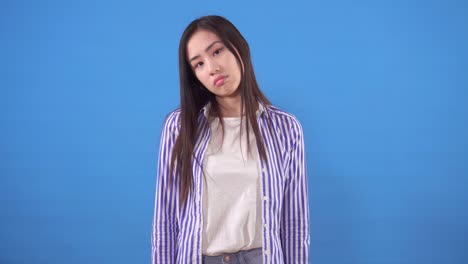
[152,112,180,264]
[280,117,310,263]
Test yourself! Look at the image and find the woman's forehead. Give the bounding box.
[187,30,222,55]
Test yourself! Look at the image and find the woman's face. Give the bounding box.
[187,30,242,99]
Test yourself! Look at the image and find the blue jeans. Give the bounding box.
[202,247,263,264]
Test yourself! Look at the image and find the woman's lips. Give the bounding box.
[214,76,227,87]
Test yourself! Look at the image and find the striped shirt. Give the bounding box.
[152,102,310,263]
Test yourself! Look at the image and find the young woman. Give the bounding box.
[152,15,310,264]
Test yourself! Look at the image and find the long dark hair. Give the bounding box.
[170,15,271,207]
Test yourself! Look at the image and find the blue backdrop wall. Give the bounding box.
[1,0,467,263]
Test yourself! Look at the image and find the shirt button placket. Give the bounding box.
[261,164,269,262]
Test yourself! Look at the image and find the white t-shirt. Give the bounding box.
[201,116,263,256]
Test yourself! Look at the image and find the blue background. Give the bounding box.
[1,0,467,263]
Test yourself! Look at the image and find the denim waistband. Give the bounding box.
[202,247,263,264]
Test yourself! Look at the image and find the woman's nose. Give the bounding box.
[207,59,220,75]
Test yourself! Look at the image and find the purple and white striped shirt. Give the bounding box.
[152,102,310,263]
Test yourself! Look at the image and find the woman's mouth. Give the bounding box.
[214,76,227,87]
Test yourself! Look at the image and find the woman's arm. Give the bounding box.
[280,118,310,263]
[152,112,180,264]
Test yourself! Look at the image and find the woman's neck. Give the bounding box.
[216,95,242,117]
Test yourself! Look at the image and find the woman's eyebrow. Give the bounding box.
[189,40,223,62]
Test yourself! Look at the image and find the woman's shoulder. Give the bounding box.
[162,108,182,132]
[264,104,304,132]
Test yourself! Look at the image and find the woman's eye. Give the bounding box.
[213,47,223,56]
[194,62,203,69]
